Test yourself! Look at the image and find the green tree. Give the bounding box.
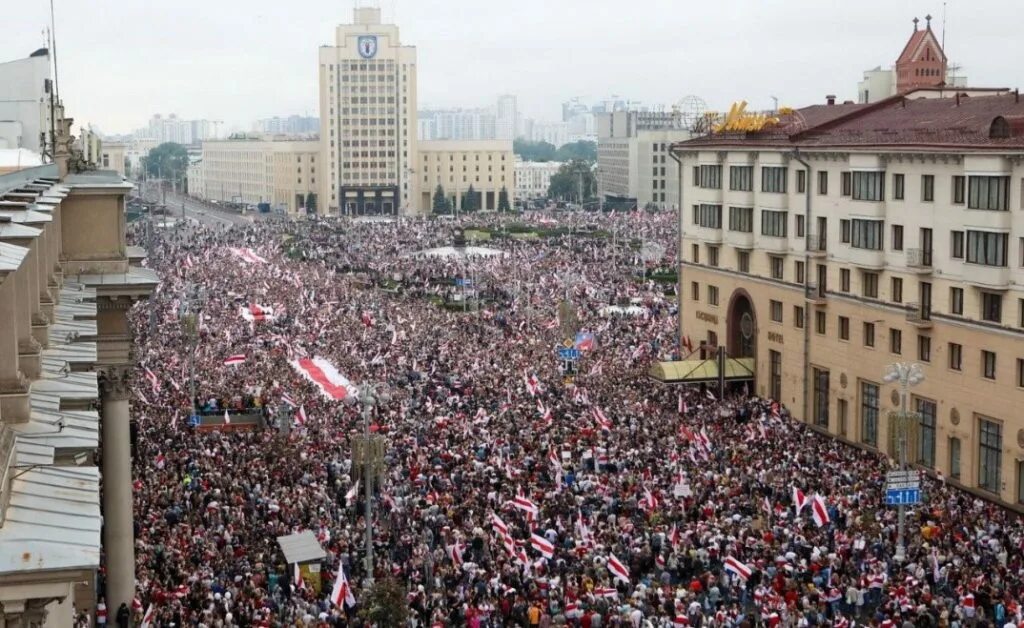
[497,186,511,212]
[357,577,409,627]
[547,159,596,202]
[432,185,449,214]
[461,184,479,212]
[144,142,189,182]
[554,140,597,162]
[513,139,557,162]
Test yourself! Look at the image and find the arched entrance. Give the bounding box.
[726,289,757,358]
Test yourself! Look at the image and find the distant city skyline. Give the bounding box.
[7,0,1022,134]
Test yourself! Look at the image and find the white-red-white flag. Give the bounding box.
[223,354,246,366]
[811,494,830,527]
[140,604,156,628]
[490,513,509,536]
[592,407,613,431]
[530,533,555,559]
[594,586,618,598]
[295,405,308,425]
[228,247,268,264]
[792,487,808,516]
[345,480,360,507]
[294,563,305,590]
[724,556,752,580]
[291,357,355,401]
[449,543,465,567]
[668,523,680,549]
[524,372,541,397]
[144,367,160,393]
[329,563,356,608]
[607,553,630,583]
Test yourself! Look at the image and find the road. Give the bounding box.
[165,194,257,228]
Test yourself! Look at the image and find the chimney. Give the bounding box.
[826,95,836,106]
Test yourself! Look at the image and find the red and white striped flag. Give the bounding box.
[223,409,231,425]
[530,533,555,559]
[640,486,659,512]
[144,367,160,393]
[281,392,297,407]
[449,543,465,567]
[155,453,166,470]
[345,480,360,507]
[668,524,680,549]
[524,372,541,397]
[295,405,308,425]
[811,494,830,527]
[223,354,246,366]
[673,616,690,626]
[594,586,618,598]
[293,563,305,590]
[792,486,808,516]
[329,563,356,608]
[513,487,538,521]
[607,553,630,583]
[291,357,355,401]
[592,407,613,431]
[228,246,268,264]
[490,513,509,536]
[723,556,752,580]
[140,604,156,628]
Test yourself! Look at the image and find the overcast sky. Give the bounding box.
[7,0,1022,135]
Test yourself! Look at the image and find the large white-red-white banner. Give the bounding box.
[228,247,268,264]
[240,303,275,322]
[290,357,355,400]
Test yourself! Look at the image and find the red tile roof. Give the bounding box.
[896,27,946,65]
[673,93,1024,152]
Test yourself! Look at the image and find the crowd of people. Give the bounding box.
[123,211,1024,627]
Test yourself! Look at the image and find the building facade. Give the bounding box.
[318,6,418,215]
[253,115,319,136]
[857,16,967,103]
[596,110,690,208]
[99,142,127,177]
[514,160,562,201]
[0,49,53,157]
[194,138,319,213]
[672,92,1024,508]
[419,140,513,211]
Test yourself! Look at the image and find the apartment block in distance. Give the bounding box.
[319,6,418,215]
[596,110,690,210]
[195,138,319,214]
[670,88,1024,509]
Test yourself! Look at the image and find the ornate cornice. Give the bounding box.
[99,365,132,402]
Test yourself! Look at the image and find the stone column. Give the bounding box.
[99,366,134,620]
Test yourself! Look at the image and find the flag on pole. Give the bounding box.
[144,367,160,393]
[594,587,618,598]
[811,494,831,527]
[668,524,680,549]
[281,392,297,407]
[524,372,541,397]
[607,553,631,583]
[291,357,356,401]
[792,486,808,516]
[490,513,509,536]
[140,605,156,628]
[329,564,356,608]
[295,405,308,425]
[592,407,613,431]
[724,556,753,580]
[223,409,231,425]
[223,354,246,366]
[345,480,360,507]
[294,563,305,590]
[530,533,555,559]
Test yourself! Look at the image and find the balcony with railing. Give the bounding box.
[806,282,828,306]
[906,302,933,328]
[805,231,826,257]
[906,248,933,274]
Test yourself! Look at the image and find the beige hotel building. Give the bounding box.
[671,88,1024,509]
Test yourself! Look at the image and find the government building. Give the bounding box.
[671,85,1024,508]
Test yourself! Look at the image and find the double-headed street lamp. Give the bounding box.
[882,361,925,563]
[343,383,390,587]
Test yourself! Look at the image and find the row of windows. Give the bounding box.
[694,165,1014,211]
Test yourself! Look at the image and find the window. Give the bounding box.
[838,316,850,340]
[966,231,1008,267]
[862,272,878,298]
[968,176,1010,210]
[922,174,935,201]
[813,368,829,428]
[891,225,904,251]
[794,305,805,329]
[952,175,965,204]
[840,268,851,292]
[729,166,753,191]
[761,210,788,237]
[981,292,1003,323]
[728,207,753,232]
[769,256,784,280]
[699,165,722,189]
[950,287,964,315]
[817,171,828,195]
[890,328,902,354]
[851,219,883,250]
[815,310,826,334]
[916,398,937,468]
[982,350,997,379]
[949,437,961,480]
[795,261,805,284]
[863,322,875,347]
[769,350,782,400]
[770,300,783,322]
[797,170,806,194]
[795,215,805,238]
[949,342,963,371]
[708,285,719,306]
[737,251,750,273]
[1018,358,1024,388]
[852,171,885,201]
[840,219,851,243]
[761,167,787,193]
[978,418,1002,493]
[891,277,903,303]
[692,244,700,263]
[951,230,964,259]
[841,172,852,196]
[691,281,700,301]
[692,166,699,183]
[838,399,848,437]
[1018,461,1024,504]
[1020,298,1024,327]
[708,246,719,267]
[918,335,931,362]
[893,173,905,200]
[860,382,879,447]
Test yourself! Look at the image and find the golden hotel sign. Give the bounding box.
[695,310,719,325]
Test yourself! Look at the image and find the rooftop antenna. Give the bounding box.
[49,0,60,103]
[941,2,947,50]
[770,95,779,113]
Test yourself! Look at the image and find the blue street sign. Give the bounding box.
[885,487,921,506]
[456,278,473,287]
[557,348,582,361]
[188,414,201,427]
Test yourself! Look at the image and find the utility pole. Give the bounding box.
[883,362,925,563]
[347,384,389,587]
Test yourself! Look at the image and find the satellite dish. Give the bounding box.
[639,241,665,263]
[675,96,708,133]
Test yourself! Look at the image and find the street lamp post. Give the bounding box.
[882,361,925,563]
[345,383,389,587]
[179,284,206,420]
